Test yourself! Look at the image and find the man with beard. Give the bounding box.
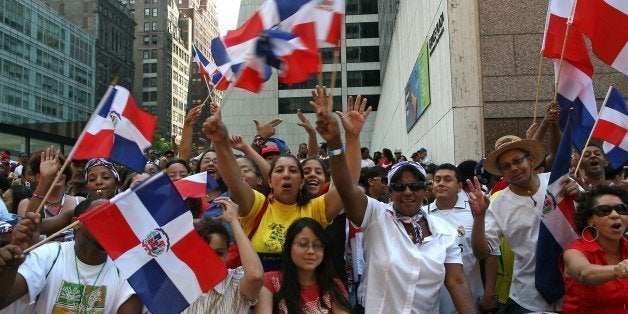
[578,143,611,189]
[0,199,142,313]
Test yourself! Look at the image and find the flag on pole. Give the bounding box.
[191,44,230,90]
[72,85,157,172]
[591,86,628,169]
[542,0,598,151]
[174,171,219,199]
[572,0,628,75]
[535,109,579,304]
[79,172,227,314]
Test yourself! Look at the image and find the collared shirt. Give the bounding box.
[183,267,256,314]
[359,197,461,313]
[484,173,561,311]
[425,193,483,314]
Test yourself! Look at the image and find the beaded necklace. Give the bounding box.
[74,250,106,310]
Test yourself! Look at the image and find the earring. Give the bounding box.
[268,188,274,202]
[581,225,598,242]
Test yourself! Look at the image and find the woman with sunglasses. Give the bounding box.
[561,185,628,313]
[312,91,475,313]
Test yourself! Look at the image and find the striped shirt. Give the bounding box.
[182,267,257,314]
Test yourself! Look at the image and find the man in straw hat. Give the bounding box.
[469,135,581,313]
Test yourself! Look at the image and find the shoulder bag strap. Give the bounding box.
[246,198,270,239]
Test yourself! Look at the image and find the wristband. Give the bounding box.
[327,146,345,157]
[32,192,45,200]
[252,134,267,147]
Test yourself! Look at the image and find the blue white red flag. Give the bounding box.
[542,0,598,151]
[573,0,628,75]
[535,110,579,304]
[591,86,628,169]
[174,171,219,199]
[191,44,231,90]
[79,172,227,314]
[71,85,156,172]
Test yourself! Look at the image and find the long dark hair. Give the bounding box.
[268,155,313,206]
[273,218,351,314]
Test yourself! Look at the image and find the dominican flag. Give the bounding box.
[542,0,598,151]
[191,44,231,90]
[211,36,272,93]
[174,171,219,199]
[79,172,227,314]
[535,110,579,304]
[71,85,156,172]
[572,0,628,75]
[591,86,628,169]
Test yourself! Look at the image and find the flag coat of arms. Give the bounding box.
[535,110,579,303]
[72,85,156,172]
[79,172,227,314]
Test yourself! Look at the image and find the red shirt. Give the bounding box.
[561,232,628,313]
[264,271,347,314]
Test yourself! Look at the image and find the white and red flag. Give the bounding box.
[591,86,628,169]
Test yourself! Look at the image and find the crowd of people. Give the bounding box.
[0,86,626,313]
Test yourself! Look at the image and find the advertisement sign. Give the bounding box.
[405,41,431,132]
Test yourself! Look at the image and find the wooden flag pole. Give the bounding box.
[573,86,613,176]
[23,220,80,254]
[328,47,340,112]
[532,52,544,124]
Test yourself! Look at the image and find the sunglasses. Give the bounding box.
[389,182,426,192]
[592,204,628,217]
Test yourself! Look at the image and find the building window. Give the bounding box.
[143,35,150,45]
[151,35,158,45]
[143,50,149,59]
[142,91,157,101]
[144,22,150,31]
[347,70,380,87]
[278,72,341,90]
[152,8,158,17]
[152,22,158,31]
[150,49,158,58]
[346,46,379,63]
[144,8,150,17]
[142,63,157,73]
[346,22,379,39]
[346,0,378,15]
[278,96,342,114]
[320,48,343,64]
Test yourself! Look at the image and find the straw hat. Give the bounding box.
[484,135,546,176]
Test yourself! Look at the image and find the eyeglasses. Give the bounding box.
[370,176,388,184]
[389,182,426,192]
[293,242,324,252]
[498,153,529,172]
[592,204,628,217]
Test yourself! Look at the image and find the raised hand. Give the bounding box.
[185,104,203,126]
[335,95,372,137]
[39,147,60,180]
[202,102,228,143]
[310,86,341,143]
[214,197,239,224]
[209,102,221,120]
[466,176,489,217]
[296,109,315,133]
[545,101,560,124]
[560,177,582,201]
[254,118,282,139]
[230,135,247,152]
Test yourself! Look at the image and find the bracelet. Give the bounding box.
[32,192,45,200]
[252,134,267,147]
[327,146,345,157]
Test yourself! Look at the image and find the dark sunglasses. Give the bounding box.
[592,204,628,217]
[389,182,426,192]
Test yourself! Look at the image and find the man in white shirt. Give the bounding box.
[360,147,375,168]
[425,163,483,313]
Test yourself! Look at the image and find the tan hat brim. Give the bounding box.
[484,139,547,176]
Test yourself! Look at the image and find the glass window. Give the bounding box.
[320,48,343,64]
[143,50,149,59]
[346,22,379,39]
[359,94,380,111]
[31,138,61,153]
[151,34,158,44]
[144,22,150,31]
[143,35,150,44]
[347,70,380,87]
[278,72,341,90]
[346,46,379,63]
[144,8,150,17]
[346,0,378,15]
[152,8,158,17]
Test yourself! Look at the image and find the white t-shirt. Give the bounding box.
[360,158,375,168]
[17,241,135,313]
[425,195,483,314]
[484,172,561,311]
[359,197,461,313]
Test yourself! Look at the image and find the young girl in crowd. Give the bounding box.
[255,217,351,313]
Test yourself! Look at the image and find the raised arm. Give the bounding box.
[532,101,561,169]
[311,86,368,226]
[296,109,319,157]
[179,104,203,162]
[26,148,59,215]
[251,119,283,154]
[230,135,270,185]
[467,177,492,259]
[215,197,263,300]
[202,103,255,216]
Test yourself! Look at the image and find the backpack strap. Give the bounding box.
[45,243,62,278]
[246,198,270,239]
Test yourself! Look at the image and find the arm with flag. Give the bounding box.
[78,172,227,314]
[535,110,581,304]
[71,85,157,173]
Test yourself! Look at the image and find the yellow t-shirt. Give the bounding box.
[239,190,329,254]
